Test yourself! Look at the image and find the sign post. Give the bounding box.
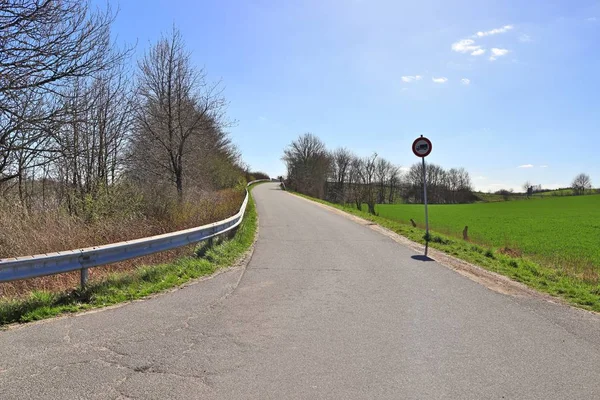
[412,135,432,256]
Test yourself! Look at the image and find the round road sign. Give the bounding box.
[412,136,432,158]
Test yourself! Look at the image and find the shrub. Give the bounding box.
[431,235,453,245]
[0,187,246,299]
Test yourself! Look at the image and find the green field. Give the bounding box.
[373,195,600,268]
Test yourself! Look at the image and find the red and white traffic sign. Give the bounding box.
[412,136,432,158]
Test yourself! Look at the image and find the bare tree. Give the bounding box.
[49,51,135,216]
[572,173,592,195]
[331,147,353,203]
[0,87,54,206]
[282,133,331,198]
[347,156,363,209]
[403,162,473,204]
[0,1,127,185]
[522,180,532,198]
[454,167,473,203]
[281,135,473,206]
[360,153,378,214]
[387,165,401,203]
[131,27,229,199]
[375,157,391,204]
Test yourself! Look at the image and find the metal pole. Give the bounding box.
[422,156,429,256]
[80,267,88,288]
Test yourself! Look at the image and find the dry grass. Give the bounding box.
[497,247,523,258]
[0,188,245,299]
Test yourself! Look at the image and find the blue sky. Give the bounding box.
[101,0,600,191]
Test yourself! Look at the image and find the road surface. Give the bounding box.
[1,182,600,399]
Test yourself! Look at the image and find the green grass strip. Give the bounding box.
[0,185,261,327]
[292,192,600,313]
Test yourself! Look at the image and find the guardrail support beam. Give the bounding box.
[80,267,89,288]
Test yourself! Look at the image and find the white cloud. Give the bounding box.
[461,78,470,85]
[401,75,423,83]
[475,25,514,37]
[587,17,597,22]
[518,164,534,168]
[519,34,532,42]
[258,116,267,121]
[452,25,513,61]
[540,165,548,168]
[489,48,509,61]
[432,77,448,83]
[399,166,410,173]
[451,39,482,54]
[491,48,509,56]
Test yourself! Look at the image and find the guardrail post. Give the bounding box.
[80,267,88,288]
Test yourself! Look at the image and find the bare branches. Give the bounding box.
[330,147,353,203]
[0,1,125,94]
[572,173,592,195]
[282,133,332,198]
[404,163,473,204]
[282,133,476,207]
[0,0,133,188]
[0,8,243,219]
[129,27,235,198]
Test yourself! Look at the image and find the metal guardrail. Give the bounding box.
[0,180,269,286]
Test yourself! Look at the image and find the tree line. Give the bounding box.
[282,133,474,214]
[571,173,593,195]
[516,173,594,199]
[0,1,254,221]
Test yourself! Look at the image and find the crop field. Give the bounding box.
[373,195,600,269]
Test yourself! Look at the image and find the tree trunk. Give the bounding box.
[368,202,376,215]
[175,172,183,201]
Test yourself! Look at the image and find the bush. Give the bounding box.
[431,235,453,245]
[247,171,270,181]
[0,186,246,299]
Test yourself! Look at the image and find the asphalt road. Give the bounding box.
[1,182,600,399]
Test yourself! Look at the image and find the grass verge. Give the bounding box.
[292,192,600,313]
[0,185,261,327]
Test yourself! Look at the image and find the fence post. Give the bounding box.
[80,267,89,288]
